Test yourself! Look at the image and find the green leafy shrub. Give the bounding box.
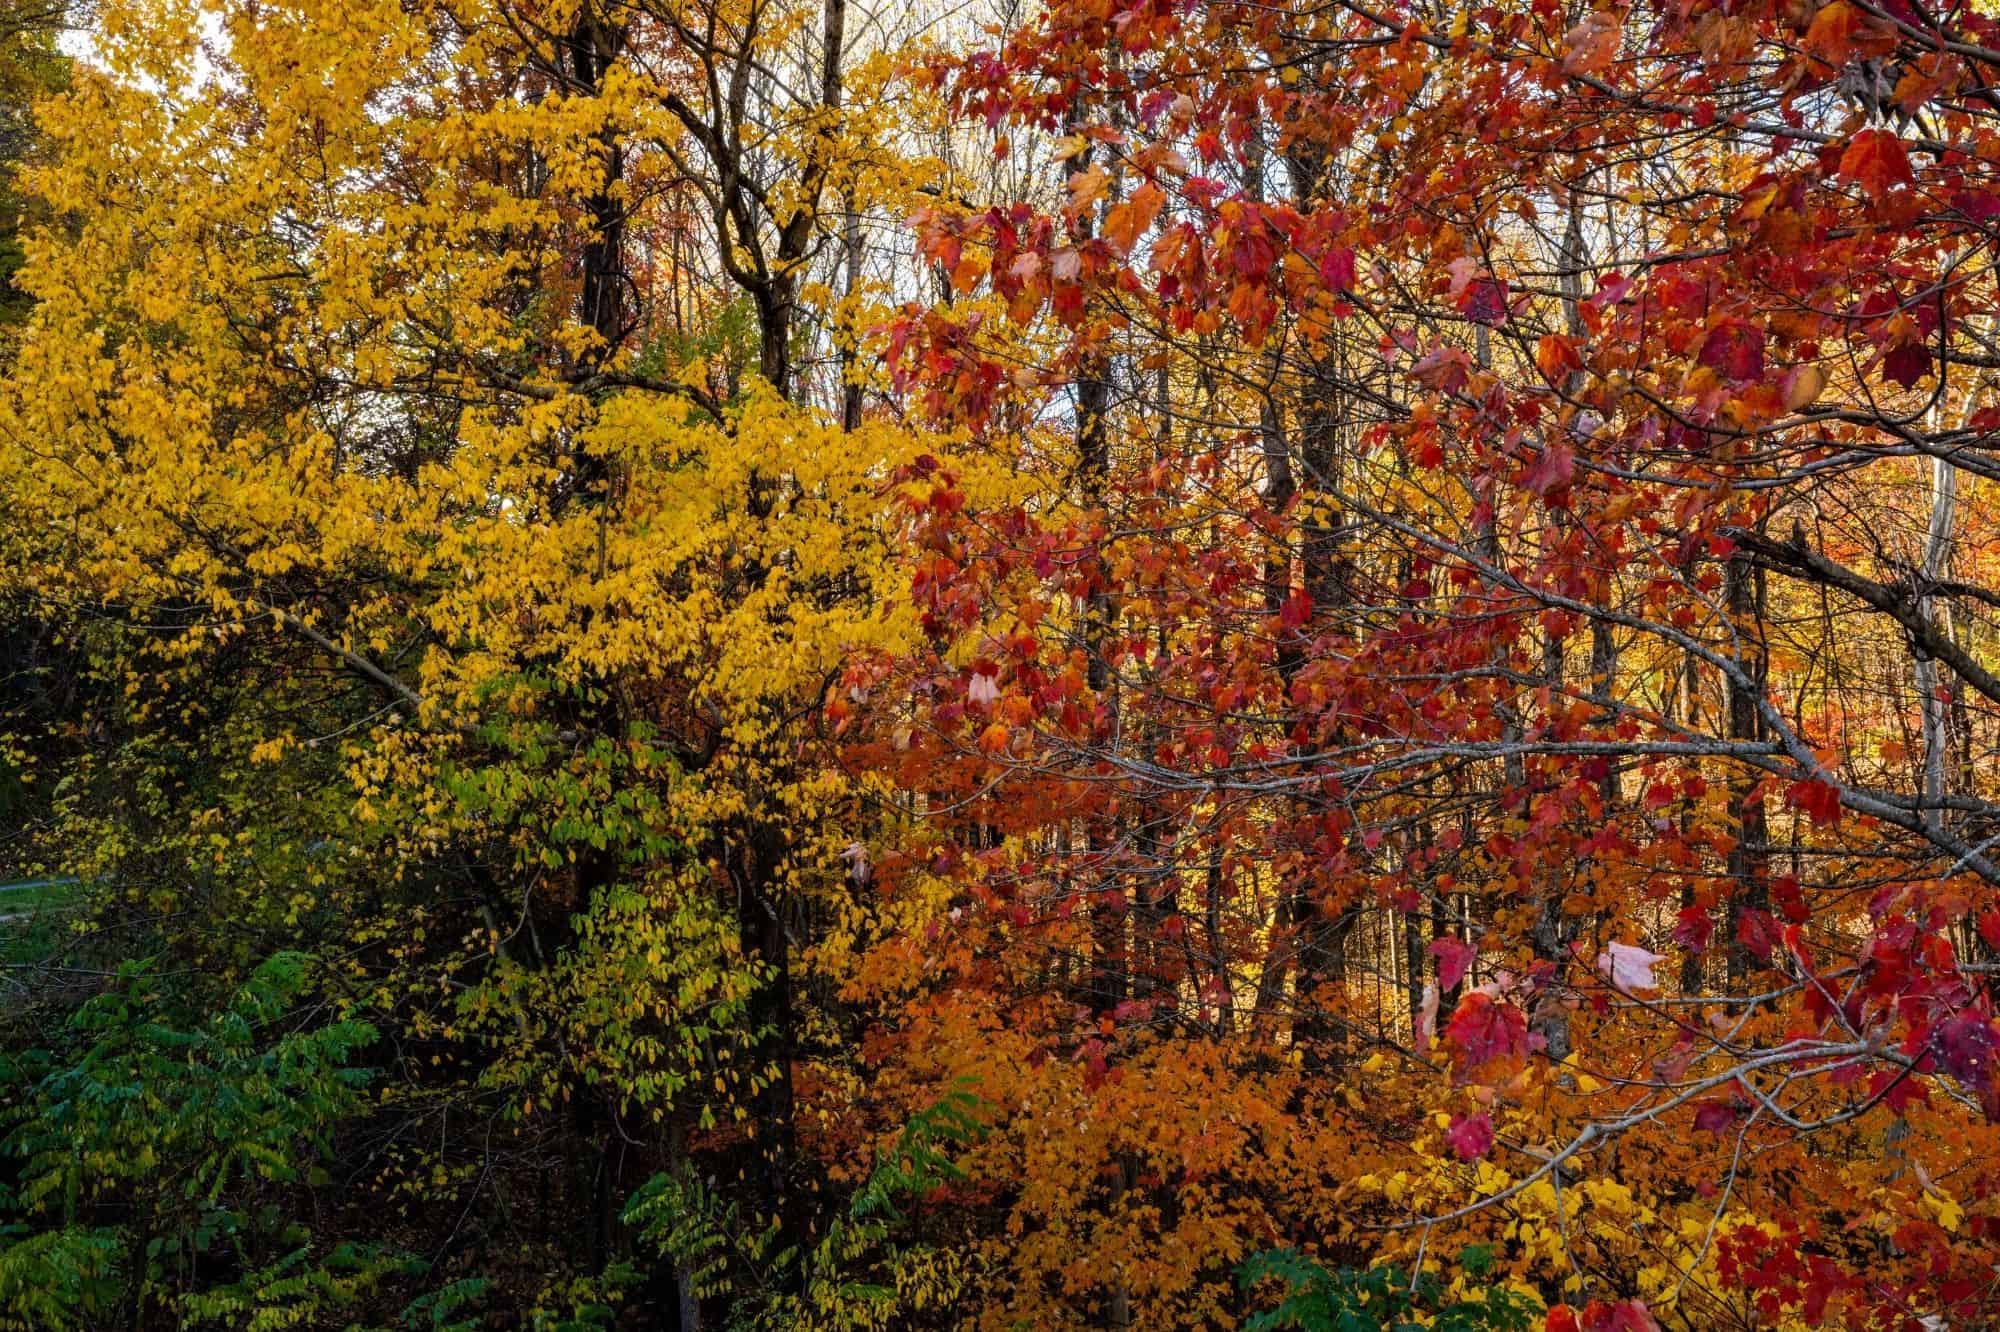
[0,950,381,1328]
[1239,1245,1542,1332]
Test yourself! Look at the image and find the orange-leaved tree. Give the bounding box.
[848,0,2000,1324]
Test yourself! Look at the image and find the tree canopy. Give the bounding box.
[3,0,2000,1327]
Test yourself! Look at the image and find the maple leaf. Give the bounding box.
[1804,0,1899,66]
[1103,182,1165,253]
[1698,321,1765,382]
[1445,992,1529,1079]
[1839,129,1913,196]
[1782,363,1827,411]
[1582,1299,1663,1332]
[1521,442,1576,497]
[1318,245,1356,292]
[1882,339,1930,388]
[1459,276,1509,327]
[1954,188,2000,222]
[1229,225,1278,278]
[1562,10,1622,75]
[1785,776,1842,827]
[967,670,1002,706]
[1536,333,1583,382]
[1596,941,1668,992]
[1410,345,1474,393]
[1444,1112,1495,1160]
[950,254,986,293]
[1931,1013,1999,1095]
[1693,1100,1745,1133]
[1654,1034,1697,1081]
[1066,161,1112,216]
[1868,1068,1928,1113]
[1735,909,1783,964]
[1077,1036,1112,1089]
[1672,907,1714,953]
[1430,935,1476,991]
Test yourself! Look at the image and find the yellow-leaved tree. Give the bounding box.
[0,0,979,1322]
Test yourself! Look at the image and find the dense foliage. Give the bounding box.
[3,0,2000,1326]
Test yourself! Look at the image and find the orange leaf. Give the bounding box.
[1536,333,1583,381]
[1066,162,1112,218]
[1103,182,1165,253]
[1803,0,1898,67]
[1839,129,1912,196]
[1562,10,1622,75]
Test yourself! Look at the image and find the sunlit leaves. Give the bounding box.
[1838,130,1914,197]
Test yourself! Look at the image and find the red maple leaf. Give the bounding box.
[1444,1112,1495,1160]
[1867,1068,1929,1113]
[1521,442,1576,497]
[1459,277,1509,327]
[1882,338,1930,388]
[1318,245,1356,292]
[1673,906,1714,953]
[1430,935,1476,991]
[1693,1100,1745,1133]
[1445,992,1529,1079]
[1785,776,1842,827]
[1736,909,1783,964]
[1699,320,1766,382]
[1839,129,1913,195]
[1410,345,1475,393]
[1931,1013,1999,1095]
[1582,1299,1663,1332]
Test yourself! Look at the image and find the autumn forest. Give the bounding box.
[0,0,1998,1325]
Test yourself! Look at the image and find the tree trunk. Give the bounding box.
[1725,551,1770,985]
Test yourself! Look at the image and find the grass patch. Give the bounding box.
[0,877,83,964]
